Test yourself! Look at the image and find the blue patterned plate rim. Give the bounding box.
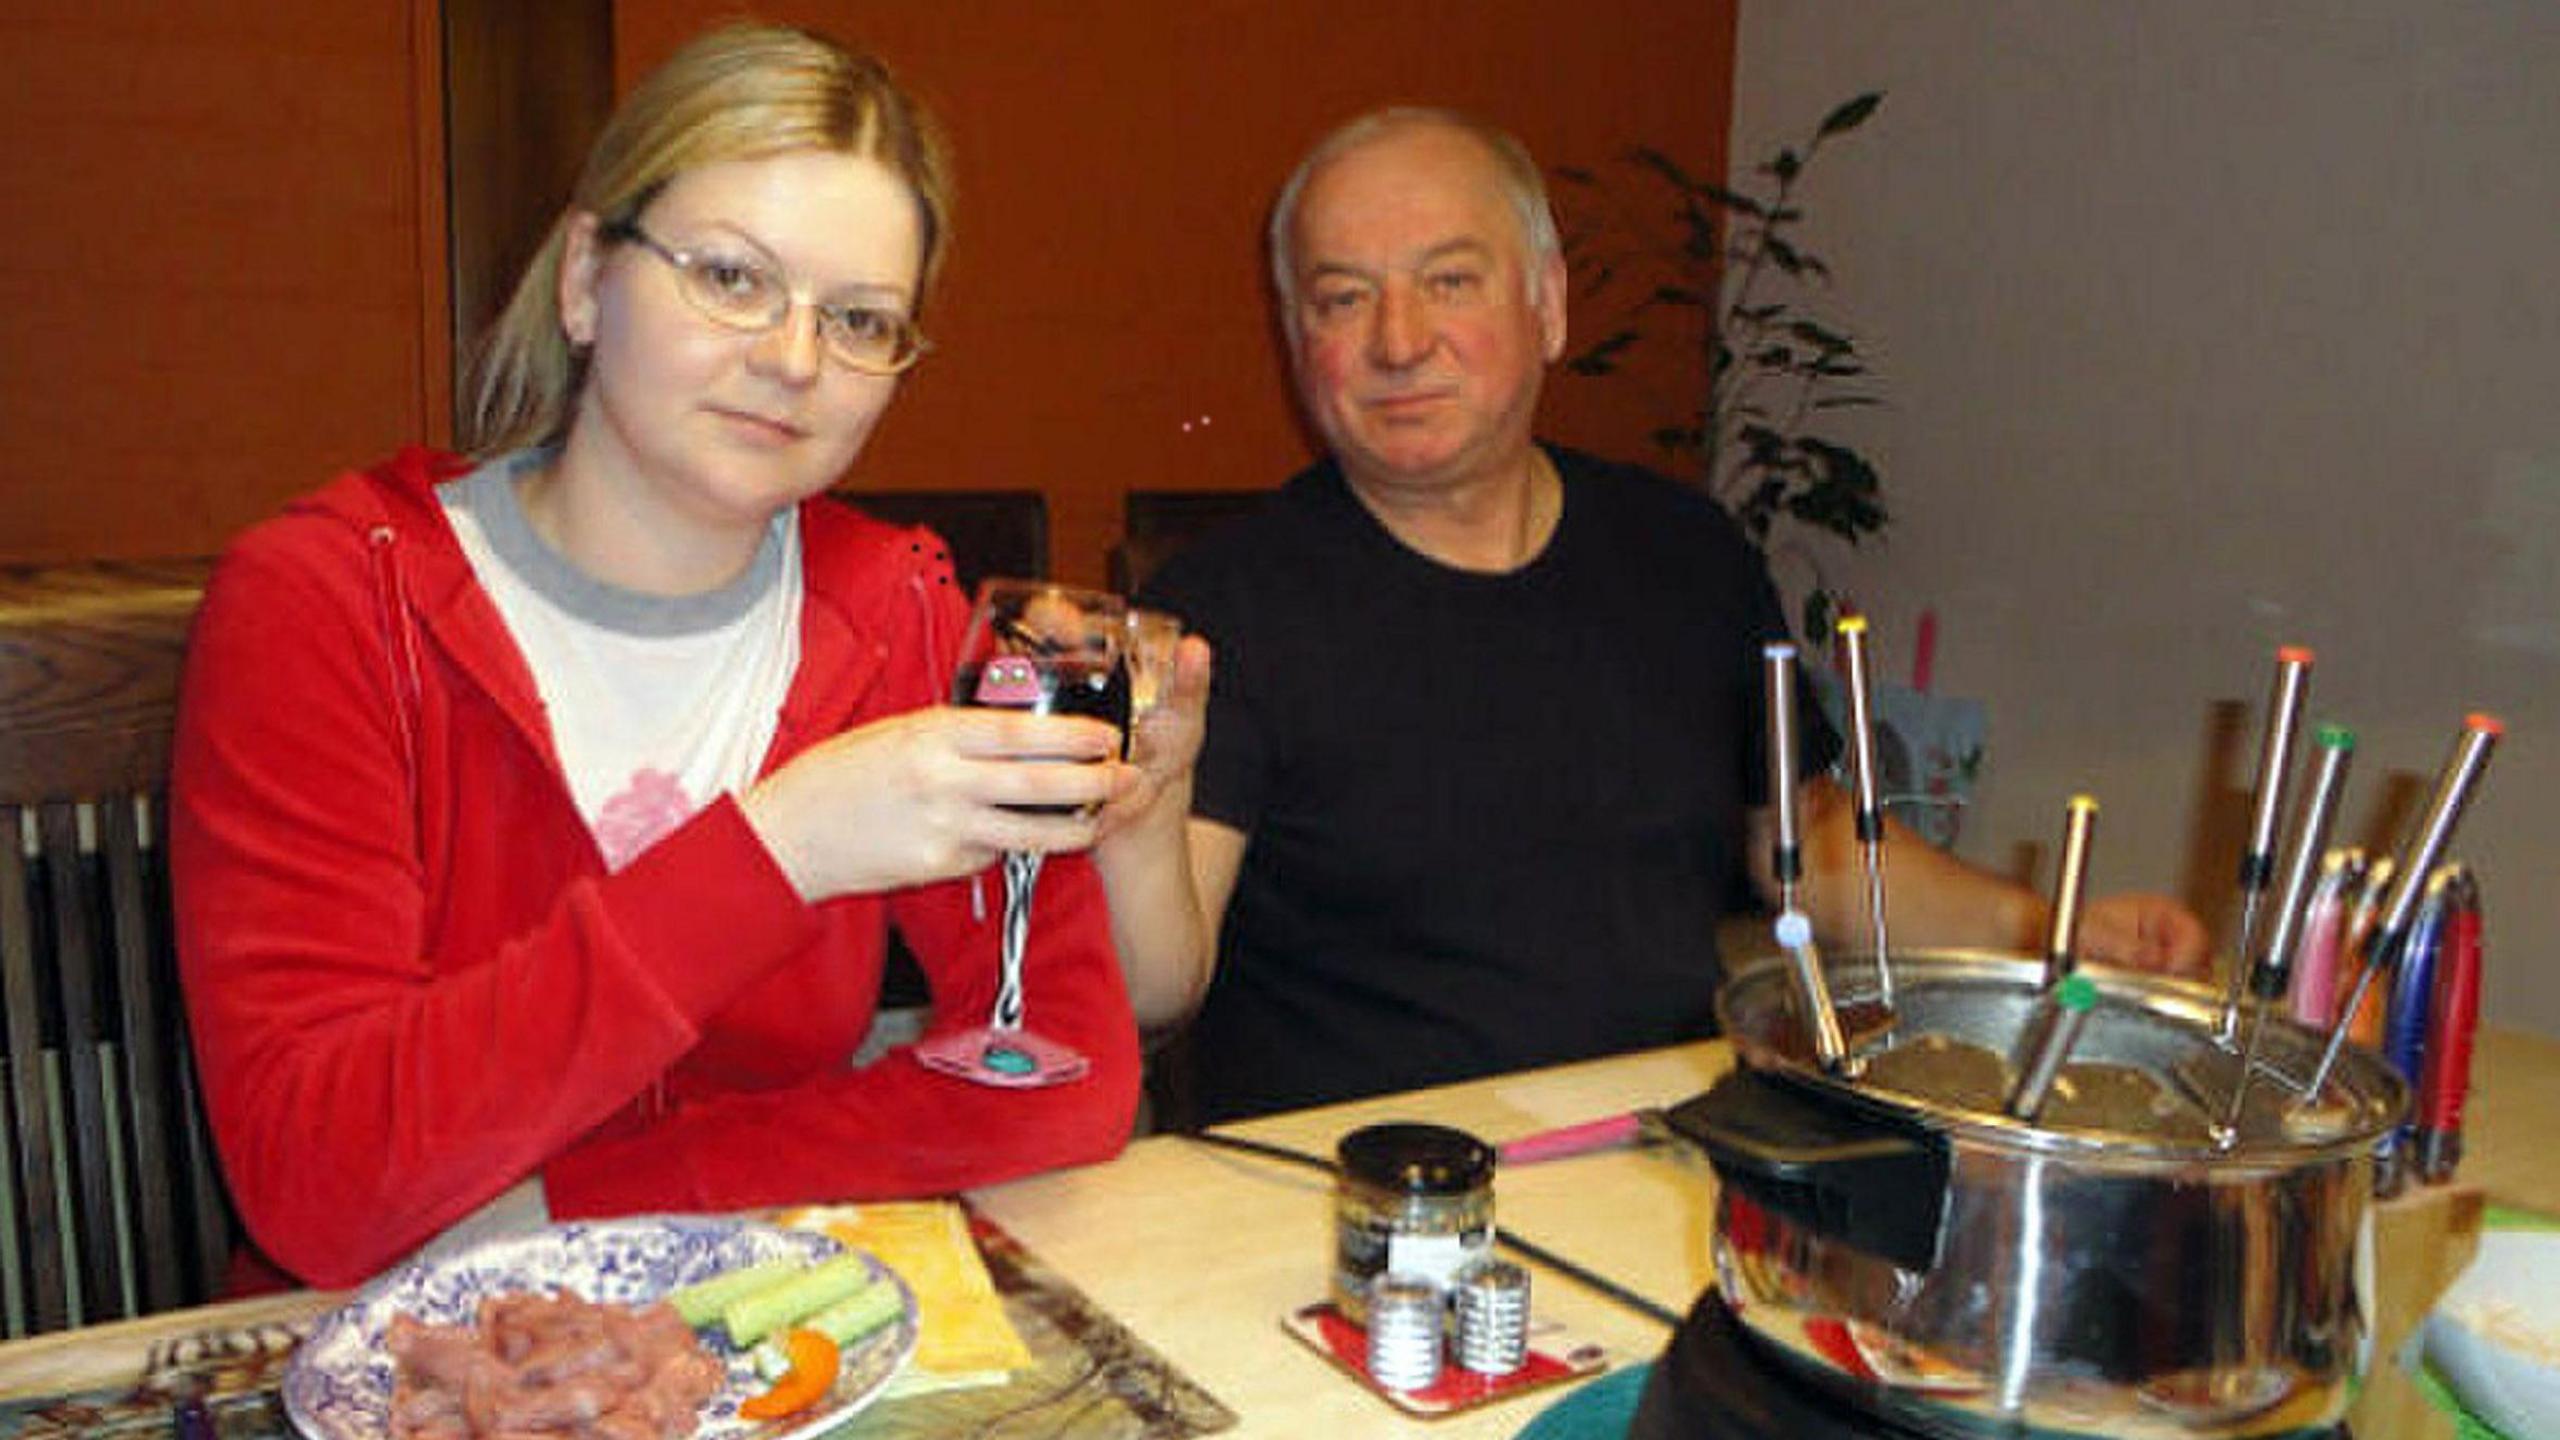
[280,1213,918,1440]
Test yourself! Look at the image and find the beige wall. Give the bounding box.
[1734,2,2560,1035]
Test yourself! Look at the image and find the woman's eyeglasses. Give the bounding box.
[602,219,930,376]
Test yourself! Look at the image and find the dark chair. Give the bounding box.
[0,558,235,1336]
[1110,489,1271,595]
[837,489,1049,595]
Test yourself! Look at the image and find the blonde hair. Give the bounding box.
[466,24,952,455]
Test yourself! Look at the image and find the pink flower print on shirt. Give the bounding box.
[594,768,697,870]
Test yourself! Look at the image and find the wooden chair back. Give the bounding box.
[0,558,235,1337]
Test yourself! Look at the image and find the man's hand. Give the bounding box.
[2077,892,2213,979]
[1096,634,1211,839]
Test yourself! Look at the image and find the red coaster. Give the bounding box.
[1281,1300,1609,1417]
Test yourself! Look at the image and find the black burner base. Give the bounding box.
[1627,1292,2351,1440]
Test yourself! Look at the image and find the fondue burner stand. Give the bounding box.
[1627,1291,2351,1440]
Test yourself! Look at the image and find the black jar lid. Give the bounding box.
[1337,1122,1496,1194]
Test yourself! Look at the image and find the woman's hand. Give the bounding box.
[739,706,1135,903]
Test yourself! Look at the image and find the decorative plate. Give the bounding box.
[282,1214,917,1440]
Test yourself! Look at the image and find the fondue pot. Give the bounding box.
[1667,951,2406,1439]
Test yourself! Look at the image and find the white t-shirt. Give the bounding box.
[441,452,803,871]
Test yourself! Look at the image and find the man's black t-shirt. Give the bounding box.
[1142,445,1838,1122]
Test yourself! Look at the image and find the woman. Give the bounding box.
[172,23,1207,1289]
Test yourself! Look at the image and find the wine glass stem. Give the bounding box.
[992,849,1044,1031]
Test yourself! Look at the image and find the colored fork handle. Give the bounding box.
[2416,907,2482,1180]
[1499,1112,1642,1165]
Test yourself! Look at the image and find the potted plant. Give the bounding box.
[1558,91,1888,654]
[1560,96,1981,847]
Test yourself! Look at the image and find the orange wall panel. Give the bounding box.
[0,1,447,563]
[0,3,1728,577]
[617,1,1736,584]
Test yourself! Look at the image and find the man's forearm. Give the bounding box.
[1091,783,1215,1030]
[1790,777,2044,954]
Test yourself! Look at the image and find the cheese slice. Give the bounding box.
[780,1202,1033,1393]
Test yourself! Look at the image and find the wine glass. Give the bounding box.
[1123,607,1184,741]
[914,579,1128,1089]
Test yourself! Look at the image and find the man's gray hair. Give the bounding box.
[1267,107,1563,319]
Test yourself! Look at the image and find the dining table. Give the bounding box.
[0,1023,2554,1439]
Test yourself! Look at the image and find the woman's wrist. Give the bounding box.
[737,777,822,903]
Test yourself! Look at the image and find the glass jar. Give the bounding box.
[1331,1122,1496,1325]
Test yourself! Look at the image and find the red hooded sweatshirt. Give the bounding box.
[171,448,1138,1288]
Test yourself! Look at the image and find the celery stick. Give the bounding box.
[663,1257,806,1329]
[751,1277,904,1378]
[722,1254,872,1347]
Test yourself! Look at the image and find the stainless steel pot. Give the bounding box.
[1671,950,2406,1439]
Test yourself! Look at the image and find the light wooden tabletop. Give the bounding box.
[973,1040,1736,1439]
[0,1026,2553,1438]
[974,1022,2560,1438]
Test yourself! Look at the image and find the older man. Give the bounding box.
[1128,108,2205,1123]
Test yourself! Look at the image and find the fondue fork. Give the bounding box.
[2042,795,2098,986]
[2220,725,2356,1138]
[2336,855,2397,1045]
[2375,863,2461,1196]
[2218,647,2315,1042]
[1835,615,1898,1023]
[2299,715,2501,1105]
[2287,850,2361,1029]
[1774,909,1850,1071]
[2415,870,2484,1183]
[1762,643,1808,919]
[2006,971,2098,1121]
[1765,644,1853,1069]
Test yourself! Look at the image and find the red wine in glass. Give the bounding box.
[956,653,1133,787]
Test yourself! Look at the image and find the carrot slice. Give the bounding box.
[737,1327,841,1420]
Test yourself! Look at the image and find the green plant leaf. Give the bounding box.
[1565,329,1640,376]
[1696,179,1765,216]
[1789,441,1889,542]
[1817,92,1884,138]
[1649,423,1707,455]
[1767,149,1802,183]
[1631,144,1719,201]
[1789,320,1851,351]
[1803,590,1837,643]
[1674,197,1721,255]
